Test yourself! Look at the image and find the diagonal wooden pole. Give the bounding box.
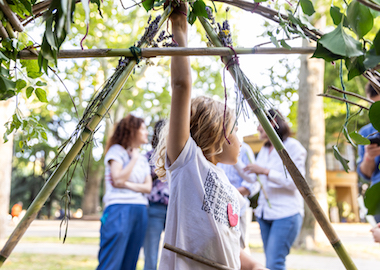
[0,6,173,268]
[198,16,358,270]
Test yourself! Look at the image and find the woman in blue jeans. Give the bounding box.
[97,114,152,270]
[244,109,306,270]
[143,119,169,270]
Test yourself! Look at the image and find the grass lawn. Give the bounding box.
[1,254,145,270]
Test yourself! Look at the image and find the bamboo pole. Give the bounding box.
[17,47,316,60]
[163,243,234,270]
[0,6,173,268]
[0,0,24,32]
[198,16,358,270]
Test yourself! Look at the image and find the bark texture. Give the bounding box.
[295,38,328,249]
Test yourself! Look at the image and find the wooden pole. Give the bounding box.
[198,16,358,270]
[163,243,234,270]
[0,0,24,32]
[0,6,173,268]
[17,47,316,60]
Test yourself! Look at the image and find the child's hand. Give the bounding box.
[370,223,380,243]
[166,0,187,23]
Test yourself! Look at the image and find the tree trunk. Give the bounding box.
[81,59,109,217]
[81,162,103,216]
[0,100,14,247]
[295,38,328,249]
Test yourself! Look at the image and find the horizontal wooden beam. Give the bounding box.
[18,47,316,60]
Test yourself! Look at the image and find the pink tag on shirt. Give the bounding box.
[227,203,238,227]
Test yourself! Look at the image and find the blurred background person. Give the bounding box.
[244,109,306,270]
[357,77,380,222]
[97,114,152,270]
[143,119,169,270]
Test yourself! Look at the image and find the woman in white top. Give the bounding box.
[154,3,266,270]
[244,109,306,270]
[97,114,152,270]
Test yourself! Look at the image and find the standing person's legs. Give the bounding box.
[143,203,167,270]
[121,204,149,270]
[264,214,303,270]
[256,217,272,255]
[97,204,133,270]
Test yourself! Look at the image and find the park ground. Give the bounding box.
[2,219,380,270]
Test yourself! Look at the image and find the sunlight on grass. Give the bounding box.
[21,236,99,245]
[2,253,98,270]
[2,254,146,270]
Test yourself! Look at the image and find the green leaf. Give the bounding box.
[0,51,9,61]
[21,59,43,79]
[142,0,155,11]
[319,24,363,58]
[19,140,24,149]
[333,145,350,172]
[373,29,380,55]
[44,17,57,50]
[329,6,349,27]
[280,39,291,50]
[347,1,373,39]
[36,81,47,86]
[19,0,32,14]
[90,0,103,16]
[270,36,279,47]
[345,55,366,80]
[364,49,380,69]
[369,101,380,132]
[192,0,208,18]
[40,131,48,140]
[300,0,315,16]
[364,182,380,215]
[16,79,27,91]
[349,131,370,145]
[26,86,34,98]
[35,88,48,102]
[0,73,17,97]
[311,42,343,62]
[187,9,197,25]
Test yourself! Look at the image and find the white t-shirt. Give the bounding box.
[159,137,244,270]
[102,144,150,208]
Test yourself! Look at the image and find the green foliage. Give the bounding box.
[333,145,350,172]
[347,1,373,39]
[319,24,363,58]
[369,101,380,132]
[313,1,380,81]
[330,6,349,27]
[364,182,380,215]
[299,0,315,16]
[349,131,370,145]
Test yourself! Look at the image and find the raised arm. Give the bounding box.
[167,3,192,165]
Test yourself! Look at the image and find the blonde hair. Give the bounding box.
[154,96,234,179]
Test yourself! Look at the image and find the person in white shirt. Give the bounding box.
[153,3,267,270]
[97,114,152,270]
[244,109,306,270]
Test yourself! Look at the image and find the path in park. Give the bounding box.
[5,219,380,270]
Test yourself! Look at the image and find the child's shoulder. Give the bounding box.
[167,136,208,171]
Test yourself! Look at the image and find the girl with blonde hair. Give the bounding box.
[155,3,267,270]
